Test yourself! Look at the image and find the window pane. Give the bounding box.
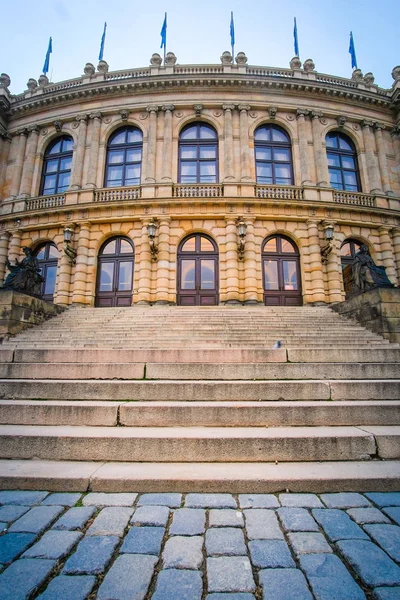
[340,242,352,257]
[60,157,72,171]
[120,239,133,254]
[48,140,61,155]
[102,240,116,255]
[182,238,196,252]
[200,260,215,289]
[281,239,296,253]
[108,150,125,164]
[118,261,133,291]
[109,131,126,145]
[200,238,214,252]
[48,245,59,259]
[199,126,216,139]
[255,148,272,161]
[43,175,56,193]
[125,165,141,181]
[180,146,197,159]
[283,260,298,290]
[325,134,338,149]
[181,162,197,176]
[257,164,272,179]
[99,262,114,291]
[107,166,123,184]
[339,136,353,151]
[273,148,291,162]
[271,128,289,142]
[181,176,197,183]
[264,260,279,290]
[181,259,196,289]
[329,169,342,185]
[126,148,142,163]
[180,125,197,140]
[327,153,340,167]
[61,138,74,152]
[127,129,142,143]
[199,146,217,159]
[344,172,357,187]
[200,162,216,176]
[264,238,277,253]
[58,172,70,191]
[342,156,355,169]
[44,265,57,296]
[46,160,59,173]
[255,127,270,141]
[275,165,291,179]
[36,247,46,260]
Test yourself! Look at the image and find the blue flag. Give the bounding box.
[42,37,52,75]
[293,17,299,57]
[98,22,107,61]
[160,13,167,49]
[230,11,235,47]
[349,31,357,69]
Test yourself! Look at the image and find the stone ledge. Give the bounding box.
[0,290,64,339]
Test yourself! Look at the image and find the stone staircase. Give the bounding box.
[0,305,399,492]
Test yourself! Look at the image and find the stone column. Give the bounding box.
[55,242,73,306]
[392,227,400,281]
[145,106,158,183]
[391,126,400,170]
[323,224,343,303]
[0,134,11,196]
[306,220,326,303]
[222,104,235,180]
[374,124,393,195]
[296,110,312,185]
[243,218,258,304]
[10,129,28,197]
[7,231,22,265]
[155,218,170,304]
[136,219,152,304]
[0,232,10,285]
[225,218,240,303]
[19,125,39,197]
[238,104,251,180]
[161,105,174,181]
[71,222,91,304]
[311,111,329,186]
[379,227,398,285]
[362,120,382,193]
[70,115,88,190]
[85,112,102,188]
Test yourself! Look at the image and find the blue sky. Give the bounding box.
[2,0,399,94]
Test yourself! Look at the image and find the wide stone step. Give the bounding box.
[0,424,393,462]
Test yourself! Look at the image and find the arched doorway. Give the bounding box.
[340,238,362,295]
[35,242,59,303]
[177,233,219,305]
[262,235,302,306]
[95,237,135,307]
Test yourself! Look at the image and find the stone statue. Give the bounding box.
[352,245,394,293]
[2,247,44,296]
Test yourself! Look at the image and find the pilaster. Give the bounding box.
[379,227,398,285]
[296,110,312,185]
[305,219,326,303]
[161,105,174,181]
[70,115,88,190]
[311,111,329,186]
[225,218,240,303]
[361,120,382,193]
[238,104,251,181]
[0,231,10,285]
[145,105,158,183]
[10,130,28,198]
[85,112,102,188]
[136,219,152,304]
[71,222,91,304]
[392,227,400,281]
[243,218,258,304]
[19,125,39,197]
[155,217,171,304]
[374,124,393,195]
[222,104,235,181]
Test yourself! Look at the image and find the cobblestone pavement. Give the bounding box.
[0,491,400,599]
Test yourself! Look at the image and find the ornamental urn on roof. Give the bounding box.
[221,51,233,65]
[150,53,162,67]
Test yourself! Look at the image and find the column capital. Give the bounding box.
[1,132,11,142]
[374,122,386,131]
[89,112,102,121]
[146,105,159,114]
[311,110,323,120]
[225,216,237,225]
[306,218,319,226]
[391,125,400,137]
[296,109,309,119]
[361,119,375,129]
[222,103,235,112]
[238,104,251,112]
[162,104,175,113]
[16,128,28,137]
[27,125,39,134]
[76,114,88,124]
[378,225,392,234]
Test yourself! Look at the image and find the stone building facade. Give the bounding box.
[0,52,399,307]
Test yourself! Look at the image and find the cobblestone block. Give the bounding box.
[347,508,390,524]
[373,588,400,599]
[207,595,255,600]
[0,522,6,532]
[0,505,30,523]
[279,494,323,508]
[0,558,56,600]
[22,530,82,559]
[120,526,165,555]
[366,493,400,507]
[364,525,400,562]
[312,508,369,542]
[259,568,313,600]
[248,540,295,568]
[41,493,82,507]
[206,528,247,556]
[321,493,371,509]
[277,507,319,532]
[152,569,203,600]
[163,535,203,569]
[238,495,279,509]
[170,508,206,536]
[299,553,366,600]
[244,509,283,540]
[0,533,36,564]
[52,506,96,531]
[131,505,169,527]
[86,507,133,537]
[288,532,333,555]
[0,491,49,506]
[137,493,182,507]
[209,509,244,528]
[382,507,400,525]
[336,540,400,587]
[207,556,256,593]
[37,574,96,600]
[185,493,237,508]
[63,535,119,575]
[83,492,137,507]
[9,506,64,534]
[97,554,157,600]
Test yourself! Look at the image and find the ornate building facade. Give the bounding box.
[0,52,399,307]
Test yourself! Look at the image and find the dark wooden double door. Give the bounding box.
[95,237,135,307]
[177,234,219,306]
[262,235,302,306]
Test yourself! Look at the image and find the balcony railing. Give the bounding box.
[172,185,224,198]
[94,187,141,203]
[255,185,304,200]
[25,194,65,211]
[333,191,376,207]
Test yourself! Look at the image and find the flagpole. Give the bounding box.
[230,12,235,62]
[164,13,167,64]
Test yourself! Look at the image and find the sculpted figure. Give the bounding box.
[352,244,393,292]
[2,247,44,296]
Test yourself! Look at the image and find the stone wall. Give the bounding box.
[0,290,63,339]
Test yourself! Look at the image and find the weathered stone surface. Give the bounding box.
[0,558,56,600]
[382,507,400,525]
[63,535,119,575]
[137,493,182,507]
[321,493,371,509]
[152,569,203,600]
[373,588,400,600]
[238,494,279,509]
[170,508,206,536]
[364,524,400,561]
[86,507,133,537]
[97,554,157,600]
[207,595,255,600]
[131,505,169,527]
[206,528,247,556]
[347,508,390,524]
[259,568,313,600]
[52,506,96,530]
[41,493,82,507]
[9,506,64,534]
[207,557,256,593]
[244,509,283,539]
[248,540,295,568]
[185,494,237,508]
[209,509,244,528]
[37,575,96,600]
[22,530,82,559]
[82,492,137,506]
[279,493,323,508]
[277,507,319,531]
[299,553,366,600]
[336,540,400,587]
[0,491,49,505]
[163,535,203,569]
[0,533,36,564]
[312,508,369,541]
[288,532,333,555]
[366,493,400,507]
[120,526,165,555]
[0,505,30,523]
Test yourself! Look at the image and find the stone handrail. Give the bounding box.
[105,69,151,80]
[172,185,224,198]
[25,194,65,211]
[333,191,376,207]
[315,73,359,88]
[94,187,141,202]
[255,185,304,200]
[246,67,294,78]
[174,65,225,75]
[43,78,85,94]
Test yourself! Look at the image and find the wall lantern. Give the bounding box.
[320,223,335,264]
[236,217,247,260]
[63,225,77,265]
[147,220,159,261]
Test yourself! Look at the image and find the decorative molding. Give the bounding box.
[238,104,251,112]
[146,105,159,114]
[162,104,175,113]
[53,120,63,133]
[222,104,235,112]
[89,112,102,120]
[268,107,277,119]
[139,112,149,120]
[296,109,309,119]
[336,116,346,128]
[193,104,203,117]
[361,120,375,129]
[311,111,323,120]
[120,109,129,121]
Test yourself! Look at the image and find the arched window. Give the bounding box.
[105,127,143,188]
[178,123,218,183]
[261,234,302,305]
[35,242,59,302]
[40,136,73,195]
[254,125,293,185]
[326,132,360,191]
[177,233,219,305]
[95,236,135,307]
[340,238,363,294]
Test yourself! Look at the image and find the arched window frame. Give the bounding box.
[40,136,73,196]
[104,127,143,188]
[340,238,363,267]
[254,124,294,185]
[325,131,361,192]
[178,122,219,184]
[34,242,59,302]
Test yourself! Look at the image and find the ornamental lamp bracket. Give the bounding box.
[236,217,247,260]
[147,220,159,261]
[63,225,77,265]
[320,224,334,264]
